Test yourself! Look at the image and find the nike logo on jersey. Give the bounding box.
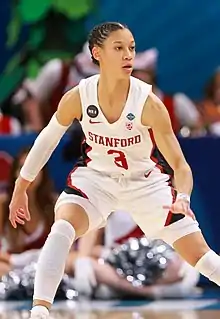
[89,119,102,124]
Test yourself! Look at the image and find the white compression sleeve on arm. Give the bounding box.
[20,114,70,182]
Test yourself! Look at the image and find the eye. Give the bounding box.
[130,46,135,51]
[115,46,122,51]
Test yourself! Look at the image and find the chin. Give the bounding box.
[119,72,131,80]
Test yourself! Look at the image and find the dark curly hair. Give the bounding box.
[2,146,55,252]
[88,22,128,65]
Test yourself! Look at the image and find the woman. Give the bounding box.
[200,68,220,135]
[0,147,55,274]
[8,22,220,319]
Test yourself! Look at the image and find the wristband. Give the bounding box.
[176,193,190,203]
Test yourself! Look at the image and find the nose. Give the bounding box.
[123,49,132,60]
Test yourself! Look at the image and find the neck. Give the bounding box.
[98,72,130,97]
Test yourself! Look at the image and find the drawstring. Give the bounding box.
[110,173,125,184]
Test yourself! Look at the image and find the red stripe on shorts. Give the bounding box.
[164,187,177,226]
[67,165,88,199]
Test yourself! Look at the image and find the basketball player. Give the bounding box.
[9,22,220,318]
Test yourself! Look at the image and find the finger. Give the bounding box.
[15,216,25,225]
[187,209,196,220]
[24,209,31,221]
[9,217,17,228]
[17,211,26,218]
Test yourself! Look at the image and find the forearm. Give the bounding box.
[174,163,193,196]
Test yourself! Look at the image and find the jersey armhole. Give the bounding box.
[78,79,86,122]
[135,84,152,129]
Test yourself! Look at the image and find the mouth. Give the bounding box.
[122,64,133,73]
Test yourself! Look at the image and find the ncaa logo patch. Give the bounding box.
[87,105,99,118]
[126,113,135,121]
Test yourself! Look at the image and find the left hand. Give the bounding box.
[163,199,195,220]
[73,257,97,296]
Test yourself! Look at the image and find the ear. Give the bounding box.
[92,46,100,63]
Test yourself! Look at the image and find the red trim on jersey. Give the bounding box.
[148,129,164,173]
[67,165,88,199]
[164,187,177,226]
[115,226,144,244]
[85,144,92,165]
[81,137,92,165]
[67,166,78,188]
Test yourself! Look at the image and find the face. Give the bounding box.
[93,28,136,79]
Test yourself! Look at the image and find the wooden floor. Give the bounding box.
[1,309,220,319]
[0,297,220,318]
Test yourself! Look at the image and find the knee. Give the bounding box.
[55,204,89,238]
[50,219,76,243]
[191,248,211,266]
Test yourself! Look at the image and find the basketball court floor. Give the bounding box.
[1,289,220,319]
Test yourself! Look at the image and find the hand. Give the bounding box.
[9,190,30,228]
[73,257,97,296]
[163,199,195,220]
[0,252,10,264]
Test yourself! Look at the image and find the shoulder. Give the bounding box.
[57,86,82,122]
[79,74,100,87]
[142,92,171,128]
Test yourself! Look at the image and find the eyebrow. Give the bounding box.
[112,40,135,44]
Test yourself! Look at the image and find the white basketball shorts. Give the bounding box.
[54,166,200,245]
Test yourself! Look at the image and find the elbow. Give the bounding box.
[174,160,192,174]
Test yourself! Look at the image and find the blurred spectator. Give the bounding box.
[200,67,220,135]
[12,43,98,131]
[0,147,56,255]
[67,211,200,299]
[133,48,204,136]
[0,111,22,135]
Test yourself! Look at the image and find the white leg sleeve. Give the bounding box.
[195,250,220,286]
[33,220,76,303]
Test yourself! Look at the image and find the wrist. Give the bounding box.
[176,193,190,203]
[15,176,30,192]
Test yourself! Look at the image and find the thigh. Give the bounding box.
[129,173,179,238]
[55,167,116,233]
[172,231,210,266]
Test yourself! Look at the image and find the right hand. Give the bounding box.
[9,190,30,228]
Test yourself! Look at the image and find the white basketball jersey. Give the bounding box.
[78,74,155,175]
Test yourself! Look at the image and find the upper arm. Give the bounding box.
[55,86,82,127]
[142,92,189,170]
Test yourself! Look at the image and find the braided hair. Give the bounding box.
[88,22,128,65]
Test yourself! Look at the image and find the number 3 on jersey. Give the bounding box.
[107,150,128,170]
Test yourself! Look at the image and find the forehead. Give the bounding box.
[105,28,135,45]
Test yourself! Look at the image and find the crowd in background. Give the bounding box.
[1,44,220,137]
[0,43,217,301]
